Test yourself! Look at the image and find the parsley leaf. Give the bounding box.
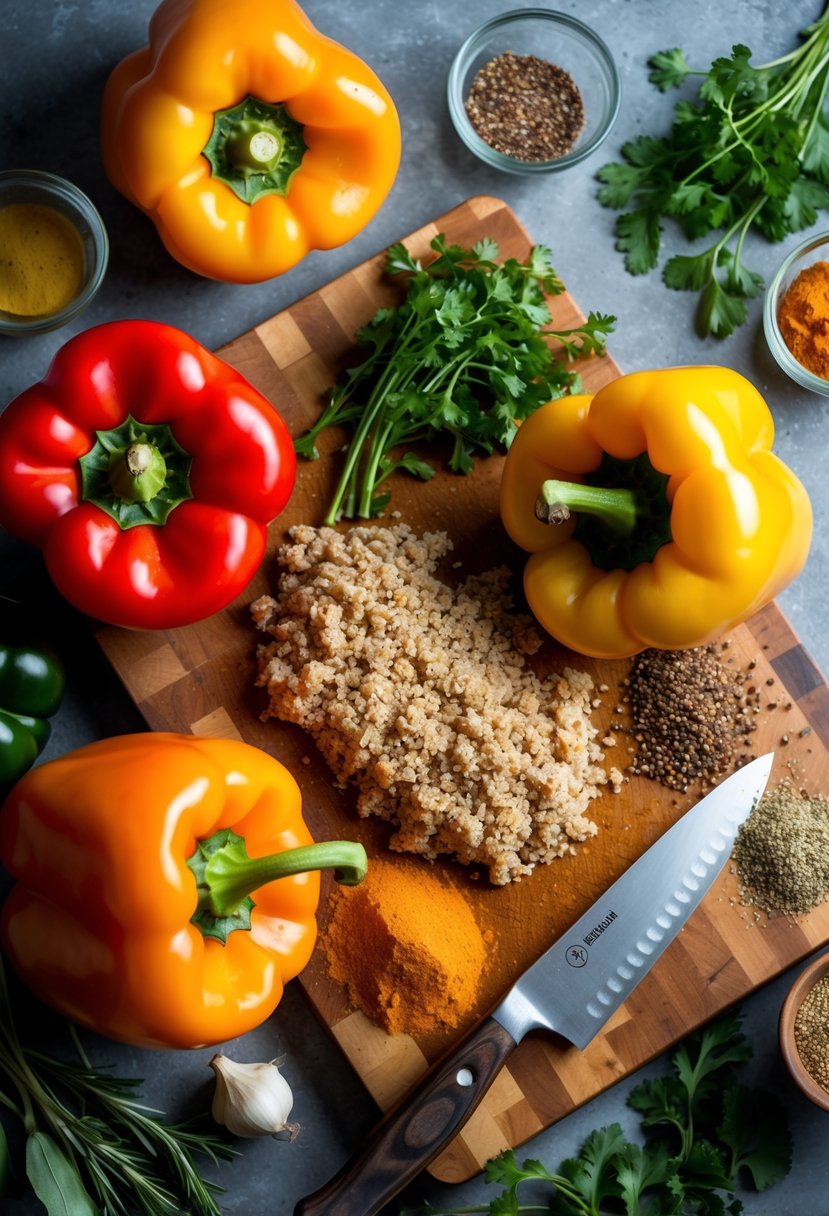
[784,175,829,230]
[615,209,663,275]
[597,10,829,337]
[649,46,695,91]
[296,235,615,523]
[719,1084,793,1192]
[399,1012,792,1216]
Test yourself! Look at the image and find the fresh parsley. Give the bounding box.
[295,235,615,523]
[0,954,235,1215]
[400,1011,792,1215]
[596,8,829,337]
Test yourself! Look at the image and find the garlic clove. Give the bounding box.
[209,1054,300,1141]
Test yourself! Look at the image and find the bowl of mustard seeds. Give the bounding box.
[779,950,829,1112]
[447,8,620,175]
[764,231,829,396]
[0,169,109,337]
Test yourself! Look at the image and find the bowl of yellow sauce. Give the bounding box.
[0,170,109,336]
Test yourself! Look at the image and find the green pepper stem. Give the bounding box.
[108,441,167,504]
[79,415,192,530]
[226,126,282,171]
[202,96,307,205]
[535,478,637,536]
[195,836,368,920]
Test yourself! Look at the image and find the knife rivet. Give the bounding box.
[456,1068,474,1088]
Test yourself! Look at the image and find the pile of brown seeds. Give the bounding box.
[465,51,585,162]
[731,783,829,917]
[621,645,751,793]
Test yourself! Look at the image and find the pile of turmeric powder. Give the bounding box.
[322,856,488,1038]
[777,260,829,380]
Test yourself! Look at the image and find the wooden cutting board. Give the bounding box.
[95,195,829,1183]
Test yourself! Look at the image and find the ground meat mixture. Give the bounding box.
[251,523,609,885]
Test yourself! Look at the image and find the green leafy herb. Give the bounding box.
[399,1011,791,1215]
[596,7,829,337]
[0,953,235,1215]
[294,234,615,523]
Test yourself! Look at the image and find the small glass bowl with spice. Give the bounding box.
[0,169,109,337]
[779,950,829,1112]
[447,9,620,175]
[764,232,829,396]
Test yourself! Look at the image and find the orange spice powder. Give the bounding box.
[321,856,488,1037]
[778,260,829,380]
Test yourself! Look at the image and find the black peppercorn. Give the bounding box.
[465,51,585,162]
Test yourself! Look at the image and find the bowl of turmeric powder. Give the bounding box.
[0,170,109,336]
[764,233,829,394]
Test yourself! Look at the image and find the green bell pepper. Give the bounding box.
[0,598,65,788]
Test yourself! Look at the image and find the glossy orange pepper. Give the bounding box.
[100,0,401,283]
[0,733,366,1049]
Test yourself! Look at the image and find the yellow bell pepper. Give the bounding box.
[100,0,401,283]
[499,366,812,659]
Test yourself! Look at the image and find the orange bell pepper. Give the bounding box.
[0,733,366,1049]
[100,0,401,283]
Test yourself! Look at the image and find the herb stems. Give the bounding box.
[597,5,829,337]
[295,234,614,524]
[0,953,234,1215]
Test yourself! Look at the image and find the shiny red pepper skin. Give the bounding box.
[0,320,296,630]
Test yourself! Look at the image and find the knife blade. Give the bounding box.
[294,751,774,1216]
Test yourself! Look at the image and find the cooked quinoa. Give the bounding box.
[251,523,609,885]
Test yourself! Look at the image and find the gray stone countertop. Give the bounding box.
[2,1,828,1213]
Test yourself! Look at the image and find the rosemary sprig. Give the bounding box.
[0,952,235,1215]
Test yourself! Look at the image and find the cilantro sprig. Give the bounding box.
[295,235,614,523]
[596,8,829,337]
[400,1011,791,1215]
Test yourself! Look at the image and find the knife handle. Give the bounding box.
[293,1014,516,1216]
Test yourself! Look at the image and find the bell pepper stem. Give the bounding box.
[193,833,367,920]
[188,828,367,943]
[202,96,307,205]
[109,440,168,504]
[535,478,637,536]
[79,415,193,529]
[226,126,281,171]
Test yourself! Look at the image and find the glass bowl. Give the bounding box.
[447,8,621,175]
[0,169,109,337]
[764,232,829,396]
[778,949,829,1111]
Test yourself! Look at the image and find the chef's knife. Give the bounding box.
[294,751,773,1216]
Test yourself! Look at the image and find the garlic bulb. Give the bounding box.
[209,1054,300,1140]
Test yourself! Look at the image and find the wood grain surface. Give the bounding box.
[95,196,829,1183]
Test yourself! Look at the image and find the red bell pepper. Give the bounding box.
[0,320,295,630]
